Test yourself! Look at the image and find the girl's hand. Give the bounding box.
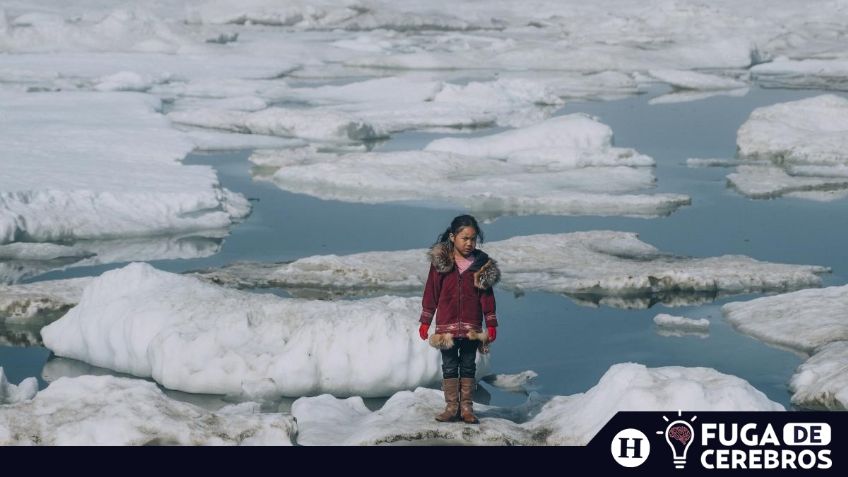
[419,324,430,341]
[487,326,497,343]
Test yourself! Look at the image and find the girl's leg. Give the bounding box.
[457,338,480,424]
[440,344,460,379]
[457,338,478,379]
[436,343,461,422]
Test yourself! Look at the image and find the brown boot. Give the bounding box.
[459,377,479,424]
[435,378,460,422]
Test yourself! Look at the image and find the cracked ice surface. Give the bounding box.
[252,115,691,218]
[291,363,782,446]
[41,263,487,397]
[723,285,848,410]
[0,375,296,445]
[195,231,828,304]
[729,95,848,200]
[0,91,250,245]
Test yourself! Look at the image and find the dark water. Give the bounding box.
[2,85,846,410]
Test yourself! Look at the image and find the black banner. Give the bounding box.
[586,411,847,475]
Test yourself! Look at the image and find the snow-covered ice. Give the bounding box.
[482,370,538,393]
[723,285,848,356]
[723,285,848,410]
[729,95,848,200]
[0,91,249,245]
[737,95,848,166]
[752,57,848,91]
[648,70,747,91]
[686,158,742,168]
[0,375,296,445]
[291,363,782,446]
[168,107,385,143]
[41,263,488,397]
[253,115,691,218]
[653,314,710,331]
[195,231,828,306]
[0,232,227,285]
[0,367,37,404]
[0,277,92,324]
[789,342,848,411]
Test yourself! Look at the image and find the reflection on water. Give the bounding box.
[2,85,846,411]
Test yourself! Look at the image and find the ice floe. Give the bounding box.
[752,57,848,91]
[482,370,538,393]
[0,91,249,246]
[0,232,227,285]
[653,314,709,331]
[41,263,487,397]
[291,363,782,445]
[0,277,92,324]
[789,342,848,411]
[0,375,296,445]
[168,107,386,143]
[728,95,848,200]
[648,70,748,91]
[723,285,848,356]
[195,231,828,307]
[0,367,37,404]
[252,115,690,218]
[723,285,848,410]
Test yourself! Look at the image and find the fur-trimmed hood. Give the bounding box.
[427,242,501,290]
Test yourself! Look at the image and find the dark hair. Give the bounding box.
[436,214,485,246]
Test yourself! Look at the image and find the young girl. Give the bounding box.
[418,214,501,424]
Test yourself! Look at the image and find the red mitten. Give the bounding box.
[419,323,430,341]
[488,326,497,343]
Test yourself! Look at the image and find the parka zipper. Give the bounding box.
[457,268,462,329]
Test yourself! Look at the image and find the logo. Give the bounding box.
[611,428,651,467]
[658,411,697,469]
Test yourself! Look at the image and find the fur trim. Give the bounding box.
[467,329,491,354]
[466,329,489,344]
[427,242,454,273]
[429,331,492,353]
[429,333,455,350]
[473,259,501,290]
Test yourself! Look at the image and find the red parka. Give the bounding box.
[419,243,501,337]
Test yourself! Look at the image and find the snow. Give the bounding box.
[252,115,690,218]
[653,314,710,331]
[195,231,828,306]
[648,69,747,90]
[727,165,848,200]
[752,57,848,91]
[722,285,848,356]
[168,107,386,143]
[789,342,848,411]
[0,375,296,445]
[482,370,538,392]
[729,95,848,199]
[292,363,782,445]
[0,367,37,404]
[723,285,848,411]
[0,91,250,245]
[0,277,92,323]
[686,158,741,168]
[737,95,848,165]
[41,263,488,397]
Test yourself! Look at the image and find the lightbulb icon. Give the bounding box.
[657,411,697,470]
[665,420,693,468]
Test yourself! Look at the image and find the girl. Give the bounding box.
[418,214,501,424]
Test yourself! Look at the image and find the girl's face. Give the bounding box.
[450,226,477,258]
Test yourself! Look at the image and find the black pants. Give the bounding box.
[441,338,477,379]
